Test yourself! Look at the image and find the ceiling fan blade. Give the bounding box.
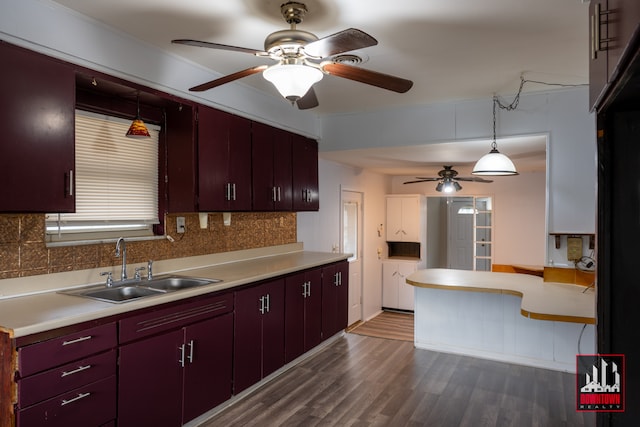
[322,62,413,93]
[172,39,264,55]
[455,177,494,183]
[403,179,433,184]
[413,177,440,181]
[304,28,377,58]
[297,87,319,110]
[189,65,269,92]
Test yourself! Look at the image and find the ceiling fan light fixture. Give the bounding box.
[472,148,518,176]
[263,63,323,101]
[437,178,462,193]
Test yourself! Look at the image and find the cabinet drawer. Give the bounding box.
[120,292,233,344]
[19,350,116,408]
[18,323,116,377]
[17,375,116,427]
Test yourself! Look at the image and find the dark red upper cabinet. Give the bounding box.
[291,135,319,211]
[0,41,75,212]
[197,106,252,211]
[166,104,197,213]
[589,0,640,110]
[252,122,293,211]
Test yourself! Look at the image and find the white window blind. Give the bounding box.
[46,110,160,236]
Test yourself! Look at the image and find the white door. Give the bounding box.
[342,190,363,326]
[448,198,474,270]
[397,261,417,310]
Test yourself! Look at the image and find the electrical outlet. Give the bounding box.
[176,216,186,233]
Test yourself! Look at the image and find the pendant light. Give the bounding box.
[126,92,151,139]
[472,97,518,176]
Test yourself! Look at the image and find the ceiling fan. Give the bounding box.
[403,165,493,193]
[171,1,413,110]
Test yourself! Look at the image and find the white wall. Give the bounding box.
[297,159,391,321]
[390,172,547,266]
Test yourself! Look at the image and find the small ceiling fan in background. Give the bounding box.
[403,165,493,193]
[171,1,413,109]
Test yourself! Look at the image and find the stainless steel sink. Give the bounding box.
[63,285,165,303]
[142,276,220,292]
[59,275,222,303]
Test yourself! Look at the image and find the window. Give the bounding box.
[46,110,160,242]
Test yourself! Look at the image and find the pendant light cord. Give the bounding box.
[491,76,588,149]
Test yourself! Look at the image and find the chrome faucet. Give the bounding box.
[115,237,127,281]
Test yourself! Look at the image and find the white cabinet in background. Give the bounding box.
[386,195,423,242]
[382,260,418,311]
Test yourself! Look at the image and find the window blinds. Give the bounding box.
[47,110,159,233]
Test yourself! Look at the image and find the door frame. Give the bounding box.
[340,187,364,326]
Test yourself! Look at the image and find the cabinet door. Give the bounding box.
[589,0,640,110]
[382,262,399,309]
[401,197,421,242]
[198,106,252,211]
[386,197,404,241]
[166,104,197,212]
[233,284,265,394]
[183,313,233,423]
[321,262,349,338]
[304,268,323,352]
[0,42,75,212]
[273,129,294,211]
[252,123,293,211]
[397,262,417,311]
[118,329,184,427]
[284,271,306,362]
[292,135,319,211]
[261,279,285,378]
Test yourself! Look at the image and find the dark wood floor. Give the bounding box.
[200,334,595,426]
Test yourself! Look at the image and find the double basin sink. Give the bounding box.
[60,276,222,304]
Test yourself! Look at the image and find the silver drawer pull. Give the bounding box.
[61,365,91,377]
[61,392,91,406]
[62,335,92,346]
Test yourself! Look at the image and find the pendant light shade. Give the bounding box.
[263,63,323,101]
[472,148,518,176]
[472,97,518,176]
[126,93,151,139]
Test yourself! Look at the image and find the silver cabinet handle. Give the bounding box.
[61,365,91,378]
[61,392,90,407]
[68,169,74,196]
[225,183,231,201]
[187,339,195,364]
[232,183,237,201]
[272,187,277,202]
[178,344,186,368]
[62,336,92,346]
[277,186,281,202]
[338,271,342,285]
[259,296,266,314]
[266,293,270,313]
[302,282,307,297]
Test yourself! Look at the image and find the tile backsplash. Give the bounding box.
[0,212,297,279]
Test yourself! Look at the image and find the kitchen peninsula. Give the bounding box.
[406,268,596,372]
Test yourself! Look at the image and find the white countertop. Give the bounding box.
[406,268,595,324]
[0,247,349,338]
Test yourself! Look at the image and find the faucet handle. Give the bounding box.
[134,267,146,280]
[99,271,113,287]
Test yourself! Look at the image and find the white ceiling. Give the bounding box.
[50,0,588,176]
